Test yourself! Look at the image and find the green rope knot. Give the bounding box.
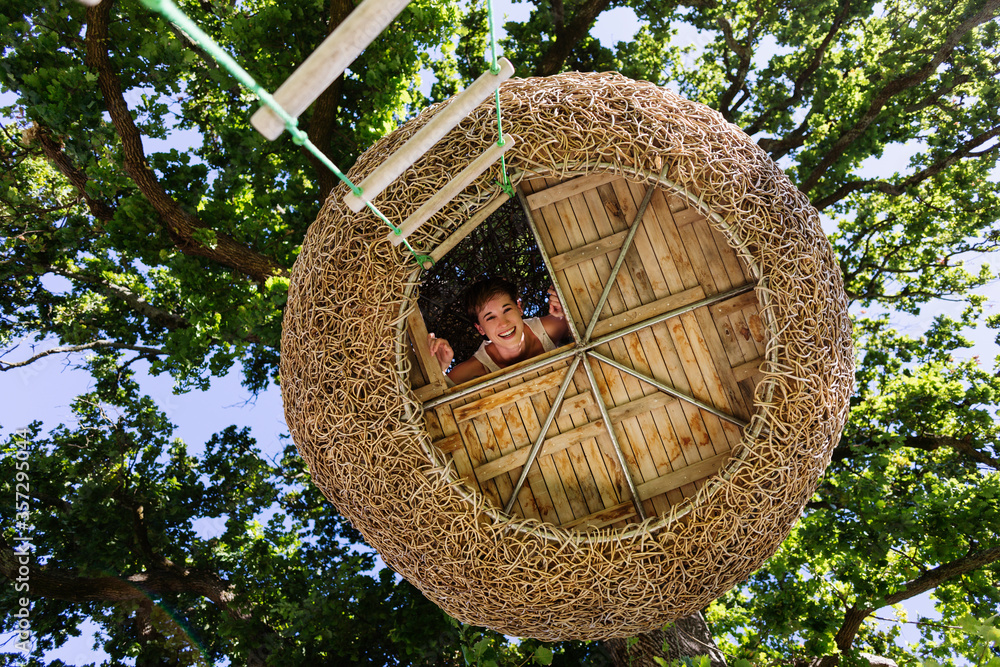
[497,178,516,198]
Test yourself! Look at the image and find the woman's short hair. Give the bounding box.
[463,277,519,322]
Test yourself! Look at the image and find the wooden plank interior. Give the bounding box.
[407,308,448,401]
[412,171,766,532]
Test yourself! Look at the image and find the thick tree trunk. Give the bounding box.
[602,612,728,667]
[307,0,354,203]
[85,0,288,283]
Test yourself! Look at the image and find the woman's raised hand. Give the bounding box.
[547,285,565,319]
[427,333,454,373]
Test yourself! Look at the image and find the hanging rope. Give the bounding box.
[136,0,434,267]
[486,0,515,197]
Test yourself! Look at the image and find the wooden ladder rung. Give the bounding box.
[345,58,515,213]
[251,0,412,140]
[387,135,517,245]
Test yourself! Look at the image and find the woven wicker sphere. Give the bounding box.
[281,72,854,640]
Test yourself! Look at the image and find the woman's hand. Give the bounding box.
[427,333,454,373]
[547,285,565,319]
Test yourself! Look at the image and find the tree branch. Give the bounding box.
[533,0,614,76]
[303,0,353,203]
[833,434,1000,470]
[812,123,1000,210]
[745,0,852,137]
[0,537,234,607]
[0,340,165,371]
[833,543,1000,652]
[47,266,191,331]
[22,123,116,224]
[84,0,288,283]
[798,0,1000,194]
[715,14,756,121]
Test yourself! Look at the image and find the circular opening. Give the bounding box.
[408,168,771,542]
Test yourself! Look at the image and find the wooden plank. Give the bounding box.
[590,286,706,339]
[679,310,744,453]
[528,181,591,332]
[562,501,636,530]
[414,383,445,402]
[573,186,636,325]
[431,407,480,500]
[693,307,753,422]
[621,179,673,300]
[549,230,628,273]
[563,373,622,515]
[407,342,428,388]
[647,190,700,291]
[733,357,763,382]
[476,389,677,482]
[252,0,412,140]
[656,315,719,465]
[729,309,763,364]
[467,410,525,517]
[446,343,572,395]
[612,179,670,301]
[704,217,748,289]
[711,290,759,318]
[558,392,596,420]
[747,311,767,345]
[523,388,588,524]
[580,182,678,506]
[642,405,688,506]
[477,418,606,482]
[638,325,702,480]
[713,312,749,368]
[675,207,719,296]
[637,451,730,500]
[634,189,686,294]
[525,172,620,210]
[565,185,666,515]
[693,217,733,292]
[407,309,448,398]
[452,367,565,423]
[494,396,564,526]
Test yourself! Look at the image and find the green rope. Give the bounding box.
[137,0,432,266]
[485,0,514,197]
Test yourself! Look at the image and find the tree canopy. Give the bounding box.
[1,0,999,665]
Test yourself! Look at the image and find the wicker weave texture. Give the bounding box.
[280,72,854,640]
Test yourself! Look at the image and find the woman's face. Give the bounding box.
[474,295,526,350]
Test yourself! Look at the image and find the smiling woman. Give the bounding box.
[427,276,568,385]
[280,71,854,640]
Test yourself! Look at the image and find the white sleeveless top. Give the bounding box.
[472,317,556,373]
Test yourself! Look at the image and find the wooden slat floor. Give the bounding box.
[415,173,767,533]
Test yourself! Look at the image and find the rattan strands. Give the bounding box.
[280,72,854,640]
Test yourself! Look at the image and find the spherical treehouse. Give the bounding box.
[280,72,854,640]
